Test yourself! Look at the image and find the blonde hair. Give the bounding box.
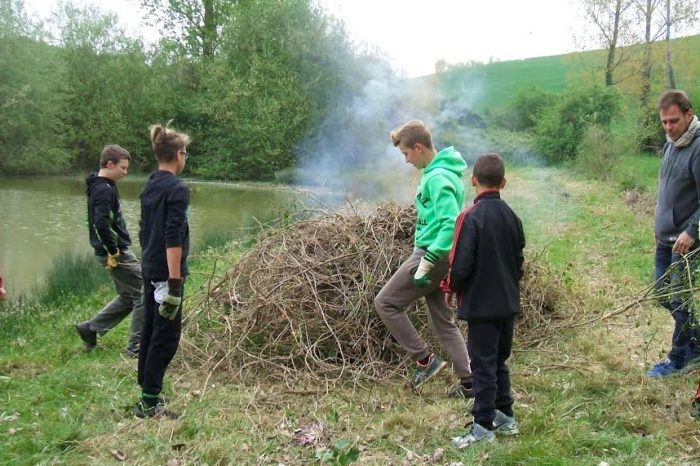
[390,120,433,149]
[149,123,191,163]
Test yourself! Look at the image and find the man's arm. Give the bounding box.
[675,150,700,253]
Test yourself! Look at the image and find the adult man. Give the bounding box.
[75,145,144,357]
[648,90,700,377]
[374,120,472,397]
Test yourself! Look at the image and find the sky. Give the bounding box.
[23,0,582,77]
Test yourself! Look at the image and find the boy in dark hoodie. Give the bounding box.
[442,153,525,448]
[134,124,190,419]
[375,120,472,397]
[75,145,144,357]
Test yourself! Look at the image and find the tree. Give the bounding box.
[140,0,231,58]
[581,0,635,85]
[663,0,699,88]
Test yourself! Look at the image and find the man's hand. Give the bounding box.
[105,250,121,270]
[413,257,434,288]
[0,273,5,301]
[158,278,183,320]
[673,232,696,254]
[444,292,457,310]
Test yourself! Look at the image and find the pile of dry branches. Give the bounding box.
[186,203,566,384]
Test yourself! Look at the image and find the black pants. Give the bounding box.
[468,318,515,428]
[138,277,183,395]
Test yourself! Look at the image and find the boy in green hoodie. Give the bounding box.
[375,120,472,397]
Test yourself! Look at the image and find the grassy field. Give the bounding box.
[437,34,700,113]
[2,154,700,465]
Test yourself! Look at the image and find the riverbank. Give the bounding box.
[2,158,699,465]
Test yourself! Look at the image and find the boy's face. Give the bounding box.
[399,142,427,169]
[105,159,129,182]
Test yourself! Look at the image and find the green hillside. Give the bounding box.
[437,34,700,113]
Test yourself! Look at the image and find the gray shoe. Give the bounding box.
[682,354,700,374]
[493,409,519,435]
[452,422,495,448]
[411,354,447,389]
[447,381,474,398]
[75,321,97,350]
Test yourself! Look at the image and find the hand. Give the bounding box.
[444,292,457,310]
[0,287,6,301]
[673,232,695,255]
[158,278,183,320]
[412,257,434,288]
[105,250,121,270]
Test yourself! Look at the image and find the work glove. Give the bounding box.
[105,250,121,270]
[412,256,434,288]
[158,278,183,320]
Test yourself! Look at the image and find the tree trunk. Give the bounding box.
[202,0,217,57]
[665,0,677,88]
[640,0,653,108]
[606,0,624,86]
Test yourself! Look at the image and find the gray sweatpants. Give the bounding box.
[374,249,471,378]
[88,249,145,350]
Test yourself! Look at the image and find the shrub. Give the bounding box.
[534,86,620,161]
[509,86,557,131]
[575,125,621,180]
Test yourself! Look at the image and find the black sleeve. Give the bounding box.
[449,215,477,293]
[164,184,189,248]
[92,185,118,255]
[516,215,525,280]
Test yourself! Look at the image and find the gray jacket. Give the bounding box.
[655,131,700,245]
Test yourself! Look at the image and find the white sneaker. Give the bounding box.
[493,409,519,435]
[451,422,495,449]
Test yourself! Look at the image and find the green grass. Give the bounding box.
[3,162,700,465]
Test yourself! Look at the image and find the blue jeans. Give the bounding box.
[654,242,700,366]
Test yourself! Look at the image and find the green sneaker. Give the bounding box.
[493,409,519,435]
[692,399,700,420]
[134,399,179,419]
[447,381,474,398]
[452,422,495,448]
[411,354,447,389]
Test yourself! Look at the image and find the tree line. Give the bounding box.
[0,0,377,180]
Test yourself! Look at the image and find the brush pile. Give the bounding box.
[188,203,565,383]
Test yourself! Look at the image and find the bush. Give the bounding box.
[636,105,666,153]
[508,86,557,131]
[574,125,621,180]
[534,86,620,161]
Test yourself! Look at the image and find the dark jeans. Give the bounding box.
[468,318,514,429]
[137,277,183,395]
[654,242,700,367]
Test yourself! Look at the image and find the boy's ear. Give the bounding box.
[471,175,477,187]
[500,178,507,189]
[414,143,424,153]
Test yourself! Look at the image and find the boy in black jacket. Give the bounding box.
[134,124,190,419]
[441,153,525,448]
[75,145,144,357]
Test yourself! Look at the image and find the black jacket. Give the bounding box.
[443,190,525,322]
[86,173,132,256]
[139,171,190,279]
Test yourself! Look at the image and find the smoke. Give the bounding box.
[294,59,543,207]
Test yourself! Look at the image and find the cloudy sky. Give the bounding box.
[25,0,582,77]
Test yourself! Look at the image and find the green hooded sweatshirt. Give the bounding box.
[414,146,467,263]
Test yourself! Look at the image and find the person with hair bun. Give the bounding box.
[134,124,191,419]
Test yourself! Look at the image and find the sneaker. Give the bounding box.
[447,381,474,398]
[411,354,447,389]
[493,409,519,436]
[646,359,683,378]
[692,399,700,419]
[75,322,97,350]
[123,347,139,358]
[134,399,178,419]
[452,422,495,449]
[682,354,700,374]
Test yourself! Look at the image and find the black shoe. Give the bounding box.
[123,347,139,358]
[134,399,179,419]
[75,322,97,350]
